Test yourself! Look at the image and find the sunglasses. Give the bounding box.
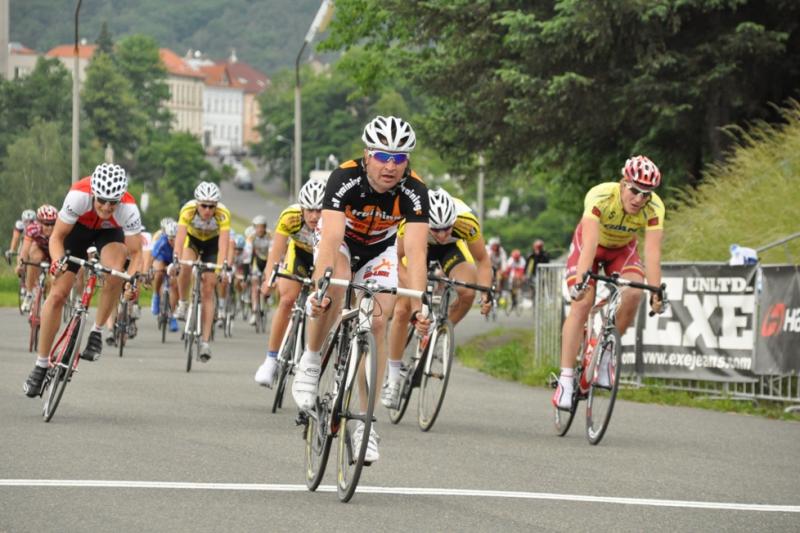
[368,150,409,165]
[96,197,119,206]
[41,222,55,227]
[431,226,453,233]
[624,182,653,199]
[199,203,217,209]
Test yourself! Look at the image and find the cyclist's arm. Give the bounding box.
[467,237,493,290]
[48,219,73,265]
[263,232,289,286]
[313,209,345,283]
[575,216,600,281]
[9,228,21,252]
[404,221,430,311]
[643,228,663,288]
[18,235,33,264]
[174,223,188,261]
[217,230,230,268]
[125,234,143,275]
[395,233,409,287]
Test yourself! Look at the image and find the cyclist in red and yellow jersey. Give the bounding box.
[553,155,666,409]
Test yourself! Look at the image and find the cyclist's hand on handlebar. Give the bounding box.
[49,257,67,277]
[569,284,587,301]
[305,293,331,318]
[410,309,430,335]
[260,279,272,298]
[650,290,666,315]
[479,295,493,316]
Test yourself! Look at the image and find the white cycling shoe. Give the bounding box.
[291,361,320,410]
[552,378,574,410]
[351,422,380,464]
[254,357,278,387]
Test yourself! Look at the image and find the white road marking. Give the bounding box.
[0,479,798,513]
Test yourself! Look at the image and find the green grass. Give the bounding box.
[662,100,800,263]
[456,329,800,421]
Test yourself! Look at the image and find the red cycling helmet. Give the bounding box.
[511,249,521,260]
[36,204,58,224]
[622,155,661,189]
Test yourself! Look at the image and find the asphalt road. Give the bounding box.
[0,307,798,532]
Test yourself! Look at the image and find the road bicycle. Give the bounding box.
[37,256,136,422]
[179,259,219,372]
[389,272,493,431]
[110,290,137,358]
[266,264,313,413]
[20,260,50,352]
[249,269,269,333]
[301,268,426,502]
[218,266,237,338]
[155,266,175,343]
[551,271,666,445]
[61,247,99,324]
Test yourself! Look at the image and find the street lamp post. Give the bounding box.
[276,134,293,201]
[71,0,83,184]
[294,0,335,199]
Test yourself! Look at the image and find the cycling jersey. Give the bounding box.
[487,247,507,271]
[151,233,174,264]
[275,204,315,253]
[14,219,26,232]
[505,257,526,278]
[323,158,428,255]
[140,231,153,252]
[582,182,665,248]
[249,232,270,260]
[59,177,142,235]
[24,222,50,252]
[178,199,232,241]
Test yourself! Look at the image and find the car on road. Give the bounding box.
[232,163,254,190]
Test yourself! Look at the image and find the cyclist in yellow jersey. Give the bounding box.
[383,188,493,408]
[173,181,231,362]
[553,155,666,409]
[254,179,324,386]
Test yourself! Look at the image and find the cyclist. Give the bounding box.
[291,115,431,463]
[486,236,507,289]
[6,209,37,260]
[23,163,143,397]
[16,205,58,312]
[553,155,666,409]
[383,188,493,408]
[504,249,527,309]
[254,179,324,386]
[174,181,231,362]
[246,215,271,325]
[147,219,179,332]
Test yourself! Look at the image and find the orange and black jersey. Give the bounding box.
[323,158,429,248]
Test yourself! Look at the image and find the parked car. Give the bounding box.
[233,164,254,190]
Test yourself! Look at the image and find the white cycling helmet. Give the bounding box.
[428,188,457,229]
[299,180,325,210]
[160,217,176,232]
[194,181,221,202]
[252,215,268,226]
[21,209,37,223]
[91,163,128,201]
[164,220,178,238]
[362,115,416,152]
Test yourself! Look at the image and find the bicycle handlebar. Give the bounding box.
[577,271,668,316]
[20,260,51,269]
[427,273,494,296]
[315,267,426,301]
[66,256,136,282]
[178,259,219,271]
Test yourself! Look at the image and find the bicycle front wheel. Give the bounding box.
[43,317,82,422]
[586,327,622,445]
[304,330,338,491]
[271,318,299,413]
[388,325,418,425]
[337,333,377,502]
[418,321,454,432]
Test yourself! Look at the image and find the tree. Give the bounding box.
[116,34,172,136]
[0,121,70,242]
[96,21,114,55]
[82,52,147,159]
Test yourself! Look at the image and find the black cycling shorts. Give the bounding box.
[63,224,125,273]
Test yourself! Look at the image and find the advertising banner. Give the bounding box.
[754,266,800,373]
[620,264,758,381]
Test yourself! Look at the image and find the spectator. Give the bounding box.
[525,239,551,277]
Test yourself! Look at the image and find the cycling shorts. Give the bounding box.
[63,224,125,273]
[565,223,644,287]
[281,240,314,278]
[428,240,474,276]
[184,234,218,264]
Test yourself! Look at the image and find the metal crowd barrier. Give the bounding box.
[531,264,800,410]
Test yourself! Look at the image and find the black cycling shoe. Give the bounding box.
[23,365,48,398]
[81,331,103,361]
[105,334,117,347]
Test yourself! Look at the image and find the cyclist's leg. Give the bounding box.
[268,277,300,352]
[387,295,412,364]
[604,241,645,334]
[200,270,217,342]
[176,237,197,311]
[444,244,477,325]
[35,271,76,360]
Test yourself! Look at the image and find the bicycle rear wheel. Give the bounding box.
[418,321,454,432]
[337,333,377,502]
[304,330,338,491]
[388,325,418,425]
[42,317,82,422]
[553,390,578,436]
[586,327,622,445]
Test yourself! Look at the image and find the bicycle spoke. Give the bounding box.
[586,327,622,445]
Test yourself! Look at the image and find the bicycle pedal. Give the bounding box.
[294,410,309,427]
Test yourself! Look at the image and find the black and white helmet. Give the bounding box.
[160,217,176,232]
[194,181,221,202]
[428,188,457,229]
[91,163,128,201]
[21,209,37,223]
[298,180,325,210]
[362,115,416,152]
[252,215,268,226]
[163,220,178,238]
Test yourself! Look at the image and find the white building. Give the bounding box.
[186,52,244,151]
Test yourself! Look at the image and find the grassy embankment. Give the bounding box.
[458,101,800,420]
